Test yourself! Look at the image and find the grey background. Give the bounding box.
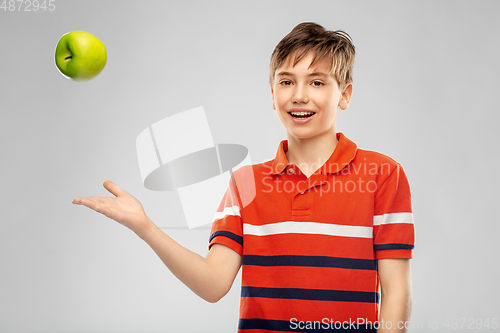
[1,0,499,332]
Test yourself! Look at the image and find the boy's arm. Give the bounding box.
[73,181,242,303]
[377,258,412,332]
[139,223,242,303]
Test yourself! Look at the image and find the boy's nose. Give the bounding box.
[292,86,309,104]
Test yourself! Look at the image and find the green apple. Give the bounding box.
[55,31,107,81]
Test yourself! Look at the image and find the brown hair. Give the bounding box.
[269,22,355,90]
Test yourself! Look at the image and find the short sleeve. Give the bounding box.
[373,163,415,259]
[208,175,243,257]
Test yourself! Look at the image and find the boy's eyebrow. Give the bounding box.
[276,71,330,78]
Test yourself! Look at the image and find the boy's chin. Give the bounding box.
[286,129,336,141]
[287,131,316,141]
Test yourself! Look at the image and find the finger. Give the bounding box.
[73,196,103,210]
[103,180,127,197]
[72,197,98,205]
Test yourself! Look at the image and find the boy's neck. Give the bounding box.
[285,130,338,178]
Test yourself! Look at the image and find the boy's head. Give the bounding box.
[269,22,355,91]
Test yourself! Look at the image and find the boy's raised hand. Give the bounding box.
[72,181,152,236]
[73,180,242,303]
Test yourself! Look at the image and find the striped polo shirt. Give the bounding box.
[209,132,414,332]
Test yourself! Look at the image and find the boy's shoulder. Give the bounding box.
[351,148,406,182]
[354,147,402,167]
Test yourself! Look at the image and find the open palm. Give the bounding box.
[73,180,150,235]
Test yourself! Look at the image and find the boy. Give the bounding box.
[73,22,414,332]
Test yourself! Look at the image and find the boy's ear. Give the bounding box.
[339,83,353,110]
[271,88,275,110]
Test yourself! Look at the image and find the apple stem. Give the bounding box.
[64,56,72,60]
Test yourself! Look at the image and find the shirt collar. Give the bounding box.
[270,132,358,175]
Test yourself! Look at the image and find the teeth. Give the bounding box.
[290,111,314,116]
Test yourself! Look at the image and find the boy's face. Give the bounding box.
[271,51,352,142]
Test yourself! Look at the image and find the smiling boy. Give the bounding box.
[209,22,414,332]
[73,22,414,332]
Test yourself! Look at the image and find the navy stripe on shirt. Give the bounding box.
[243,254,376,270]
[209,231,243,246]
[239,318,378,332]
[374,243,414,251]
[241,286,380,304]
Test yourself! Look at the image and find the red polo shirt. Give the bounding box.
[209,132,414,332]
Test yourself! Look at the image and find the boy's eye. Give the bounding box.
[279,80,324,87]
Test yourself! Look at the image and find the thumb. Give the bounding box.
[103,180,126,197]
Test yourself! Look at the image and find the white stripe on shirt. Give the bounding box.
[243,221,373,239]
[213,206,240,221]
[373,212,414,226]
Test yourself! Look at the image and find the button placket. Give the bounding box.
[291,181,313,217]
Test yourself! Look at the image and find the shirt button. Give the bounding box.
[288,168,295,174]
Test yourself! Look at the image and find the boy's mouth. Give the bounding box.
[288,111,316,119]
